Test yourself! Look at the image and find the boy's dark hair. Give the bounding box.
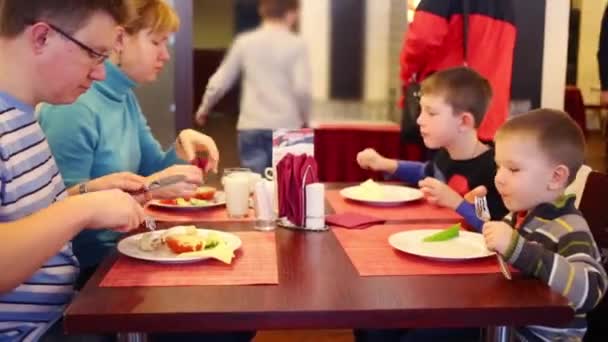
[0,0,133,38]
[496,108,585,185]
[259,0,299,19]
[421,66,493,127]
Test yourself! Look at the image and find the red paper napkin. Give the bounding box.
[277,153,318,226]
[325,212,386,229]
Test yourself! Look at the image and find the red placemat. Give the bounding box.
[333,225,501,276]
[101,231,278,287]
[144,205,255,223]
[326,189,461,222]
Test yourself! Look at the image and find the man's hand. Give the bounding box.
[78,189,145,232]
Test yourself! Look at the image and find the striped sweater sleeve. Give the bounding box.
[504,215,608,313]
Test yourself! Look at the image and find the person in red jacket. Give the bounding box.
[401,0,516,142]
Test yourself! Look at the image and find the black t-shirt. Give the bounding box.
[424,148,508,220]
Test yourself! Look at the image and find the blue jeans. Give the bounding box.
[237,130,273,174]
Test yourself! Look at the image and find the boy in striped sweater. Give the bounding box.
[483,108,607,341]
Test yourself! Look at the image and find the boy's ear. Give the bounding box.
[548,164,570,191]
[459,111,476,131]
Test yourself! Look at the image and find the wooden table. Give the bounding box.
[64,184,573,341]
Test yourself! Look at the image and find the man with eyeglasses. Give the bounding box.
[0,1,147,341]
[45,22,110,65]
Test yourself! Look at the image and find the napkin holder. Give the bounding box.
[278,163,328,232]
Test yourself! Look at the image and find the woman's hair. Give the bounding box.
[122,0,179,35]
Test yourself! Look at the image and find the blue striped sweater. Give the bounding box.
[0,92,78,342]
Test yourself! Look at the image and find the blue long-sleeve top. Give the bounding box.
[39,61,183,268]
[392,160,485,231]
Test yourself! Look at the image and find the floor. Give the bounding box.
[199,114,607,342]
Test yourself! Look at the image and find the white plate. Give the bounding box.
[388,229,495,261]
[148,191,226,211]
[340,184,423,206]
[117,227,242,264]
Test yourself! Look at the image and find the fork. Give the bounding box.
[144,216,157,231]
[475,196,512,280]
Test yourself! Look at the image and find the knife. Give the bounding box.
[130,174,188,196]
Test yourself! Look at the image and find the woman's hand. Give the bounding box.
[145,165,203,200]
[85,172,147,193]
[176,129,219,173]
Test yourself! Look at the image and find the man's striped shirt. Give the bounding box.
[0,92,78,342]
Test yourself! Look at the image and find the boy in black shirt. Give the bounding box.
[358,66,507,231]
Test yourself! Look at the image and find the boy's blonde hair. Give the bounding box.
[259,0,299,19]
[123,0,179,35]
[496,108,585,185]
[0,0,134,37]
[421,66,492,127]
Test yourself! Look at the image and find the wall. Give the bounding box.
[193,0,234,49]
[364,0,391,102]
[300,0,330,101]
[541,0,569,109]
[576,0,607,104]
[133,0,176,148]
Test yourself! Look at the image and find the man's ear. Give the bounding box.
[548,164,570,191]
[29,23,52,54]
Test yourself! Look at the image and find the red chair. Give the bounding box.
[564,86,588,137]
[579,171,608,341]
[313,122,424,182]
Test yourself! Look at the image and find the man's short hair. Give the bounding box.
[259,0,299,19]
[0,0,133,37]
[496,108,585,184]
[421,66,493,127]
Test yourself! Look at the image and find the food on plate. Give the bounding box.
[166,231,223,254]
[193,186,216,200]
[138,232,163,251]
[353,179,385,200]
[165,234,205,253]
[161,225,198,242]
[422,223,461,242]
[136,226,235,263]
[191,156,208,170]
[158,186,217,206]
[179,241,235,264]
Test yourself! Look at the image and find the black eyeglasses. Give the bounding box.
[47,23,109,65]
